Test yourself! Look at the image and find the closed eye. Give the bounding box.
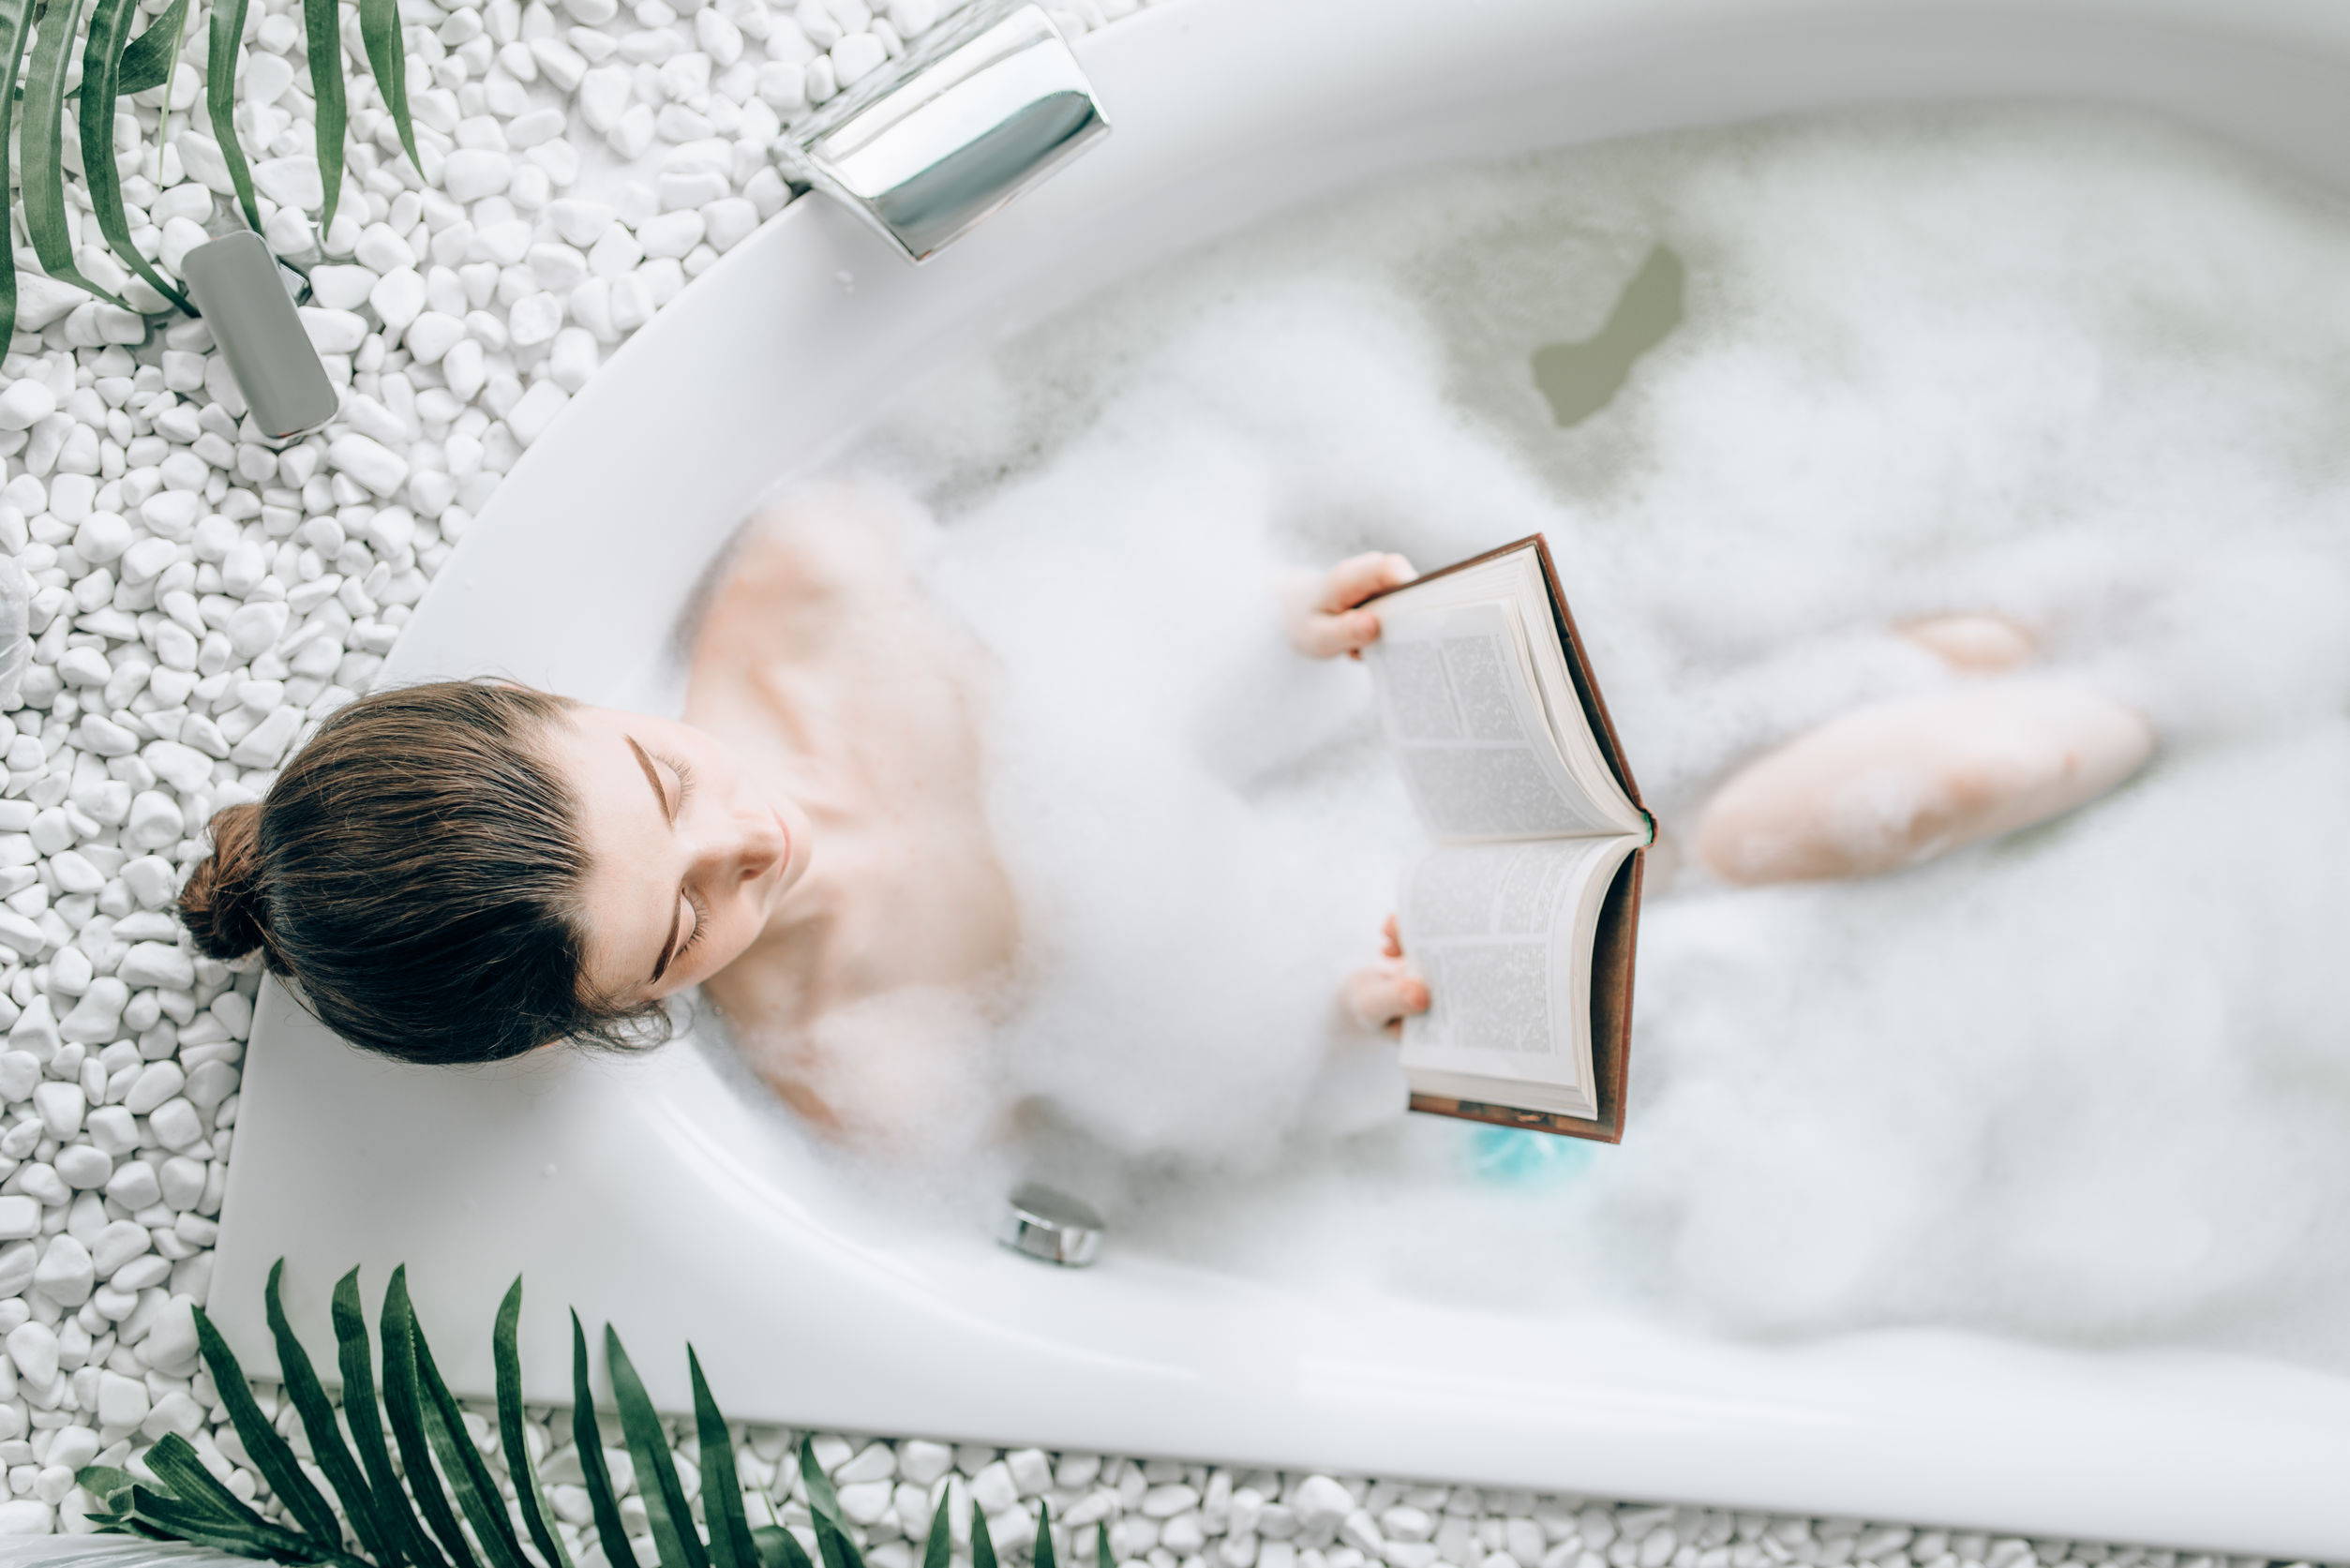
[660,751,698,810]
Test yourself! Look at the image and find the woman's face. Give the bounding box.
[548,705,815,1006]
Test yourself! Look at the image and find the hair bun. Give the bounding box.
[178,802,270,963]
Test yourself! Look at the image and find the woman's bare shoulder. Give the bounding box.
[685,480,936,682]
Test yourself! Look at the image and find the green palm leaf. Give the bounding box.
[920,1496,950,1568]
[128,1486,352,1566]
[140,1432,277,1533]
[382,1267,484,1568]
[496,1280,573,1568]
[967,1502,995,1568]
[810,1503,864,1568]
[411,1298,533,1568]
[80,0,192,311]
[0,0,37,346]
[22,0,129,307]
[571,1311,642,1568]
[203,0,262,229]
[191,1306,344,1547]
[73,1465,134,1511]
[689,1350,756,1568]
[752,1528,816,1568]
[1096,1521,1114,1568]
[116,0,190,93]
[1035,1501,1055,1568]
[604,1325,710,1568]
[336,1268,442,1568]
[795,1440,842,1529]
[302,0,349,231]
[265,1261,403,1567]
[355,0,418,172]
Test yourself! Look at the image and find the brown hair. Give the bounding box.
[177,679,666,1065]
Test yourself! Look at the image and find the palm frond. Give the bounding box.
[337,1267,443,1568]
[0,0,39,345]
[265,1261,403,1565]
[571,1310,643,1568]
[301,0,348,230]
[354,0,417,171]
[412,1293,534,1568]
[498,1280,573,1568]
[689,1350,757,1568]
[22,0,131,308]
[203,0,262,229]
[605,1325,711,1568]
[795,1440,842,1530]
[192,1305,346,1548]
[116,0,191,93]
[381,1267,485,1568]
[97,1262,1086,1568]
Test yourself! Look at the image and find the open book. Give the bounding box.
[1360,536,1652,1142]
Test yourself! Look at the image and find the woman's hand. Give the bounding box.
[1343,915,1430,1036]
[1284,552,1416,659]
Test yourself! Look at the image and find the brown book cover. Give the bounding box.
[1362,534,1648,1144]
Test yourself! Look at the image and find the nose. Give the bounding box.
[730,793,787,885]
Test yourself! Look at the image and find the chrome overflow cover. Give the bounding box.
[997,1180,1105,1266]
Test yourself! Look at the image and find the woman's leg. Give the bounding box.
[1692,616,2154,885]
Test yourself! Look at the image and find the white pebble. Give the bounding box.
[638,210,706,259]
[53,1144,112,1189]
[147,1099,203,1151]
[899,1440,952,1486]
[3,1324,55,1385]
[328,432,412,498]
[0,381,56,432]
[157,1156,206,1209]
[443,148,516,202]
[104,1161,159,1211]
[96,1369,149,1428]
[123,1062,185,1116]
[0,1055,37,1102]
[370,268,427,333]
[31,1083,82,1140]
[505,381,571,445]
[31,1235,93,1306]
[225,599,291,659]
[309,265,378,310]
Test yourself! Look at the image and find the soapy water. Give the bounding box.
[776,105,2350,1368]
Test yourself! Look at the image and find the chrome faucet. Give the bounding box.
[775,3,1111,262]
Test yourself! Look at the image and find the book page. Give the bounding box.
[1367,545,1647,841]
[1396,833,1638,1114]
[1366,602,1627,840]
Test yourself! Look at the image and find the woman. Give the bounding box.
[178,482,2152,1141]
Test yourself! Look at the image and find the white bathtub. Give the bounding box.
[208,0,2350,1555]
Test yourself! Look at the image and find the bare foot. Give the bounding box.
[1694,677,2155,885]
[1896,612,2036,672]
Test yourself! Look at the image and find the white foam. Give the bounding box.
[824,105,2350,1367]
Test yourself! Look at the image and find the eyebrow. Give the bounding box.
[625,737,685,984]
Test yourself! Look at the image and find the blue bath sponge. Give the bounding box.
[1460,1124,1596,1187]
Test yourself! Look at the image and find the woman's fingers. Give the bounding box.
[1284,552,1416,658]
[1318,552,1417,614]
[1381,914,1402,959]
[1343,960,1431,1032]
[1295,607,1382,659]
